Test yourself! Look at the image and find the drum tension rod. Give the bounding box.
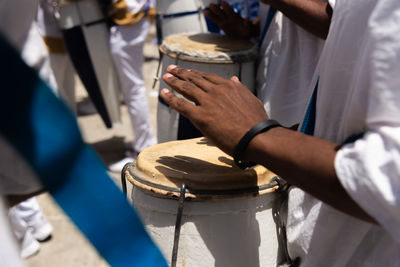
[152,52,163,89]
[121,162,133,197]
[171,183,186,267]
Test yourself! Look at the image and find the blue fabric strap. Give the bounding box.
[300,78,319,135]
[0,34,167,267]
[258,7,277,46]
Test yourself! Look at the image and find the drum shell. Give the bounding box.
[156,0,208,39]
[155,0,259,39]
[157,50,256,143]
[157,13,208,39]
[131,186,280,267]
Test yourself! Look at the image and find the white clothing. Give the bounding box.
[36,0,77,112]
[110,9,156,152]
[256,3,325,127]
[287,0,400,265]
[112,0,150,15]
[0,0,38,51]
[0,199,25,267]
[22,22,58,95]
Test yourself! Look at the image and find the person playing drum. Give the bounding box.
[205,0,330,129]
[159,0,400,265]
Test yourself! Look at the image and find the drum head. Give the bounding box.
[126,137,279,200]
[160,33,258,63]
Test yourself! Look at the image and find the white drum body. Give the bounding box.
[125,137,281,267]
[156,0,208,39]
[155,0,260,39]
[56,0,121,126]
[132,187,279,267]
[157,33,258,143]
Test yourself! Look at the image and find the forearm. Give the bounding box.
[245,126,375,222]
[266,0,332,39]
[161,65,374,223]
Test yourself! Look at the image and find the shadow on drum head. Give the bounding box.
[154,155,259,192]
[188,33,254,53]
[195,137,217,147]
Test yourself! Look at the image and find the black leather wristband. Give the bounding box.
[233,119,281,169]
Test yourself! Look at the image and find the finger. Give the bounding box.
[168,65,230,85]
[166,65,216,91]
[208,3,225,20]
[160,88,197,118]
[230,76,240,83]
[204,9,222,25]
[162,72,206,103]
[221,1,239,19]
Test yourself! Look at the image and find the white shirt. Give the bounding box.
[287,0,400,265]
[112,0,154,15]
[256,2,325,127]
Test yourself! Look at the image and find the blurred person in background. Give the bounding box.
[107,0,157,173]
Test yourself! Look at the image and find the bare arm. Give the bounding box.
[205,0,332,40]
[160,65,375,223]
[263,0,333,39]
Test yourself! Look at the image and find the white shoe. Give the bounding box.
[28,215,53,241]
[20,229,40,259]
[108,151,138,173]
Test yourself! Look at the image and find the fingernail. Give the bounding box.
[167,65,177,71]
[163,73,173,79]
[161,88,170,94]
[231,76,239,82]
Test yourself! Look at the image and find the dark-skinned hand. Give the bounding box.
[160,65,268,156]
[204,1,260,39]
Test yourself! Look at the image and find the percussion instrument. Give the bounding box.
[156,32,258,142]
[123,137,282,267]
[156,0,209,40]
[56,0,121,128]
[155,0,260,41]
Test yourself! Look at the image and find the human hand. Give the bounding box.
[160,65,268,156]
[204,1,260,39]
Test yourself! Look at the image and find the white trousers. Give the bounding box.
[110,19,156,152]
[8,197,43,240]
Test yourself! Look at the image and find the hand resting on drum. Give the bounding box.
[160,64,376,224]
[204,1,260,39]
[161,64,267,156]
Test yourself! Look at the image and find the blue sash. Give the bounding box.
[300,78,319,135]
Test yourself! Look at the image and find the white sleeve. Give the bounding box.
[335,129,400,243]
[335,1,400,243]
[328,0,336,9]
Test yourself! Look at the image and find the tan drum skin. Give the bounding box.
[125,137,283,267]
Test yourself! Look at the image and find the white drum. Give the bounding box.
[156,0,260,40]
[156,0,208,39]
[125,137,282,267]
[157,32,258,142]
[56,0,121,128]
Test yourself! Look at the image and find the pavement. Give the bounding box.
[25,24,160,267]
